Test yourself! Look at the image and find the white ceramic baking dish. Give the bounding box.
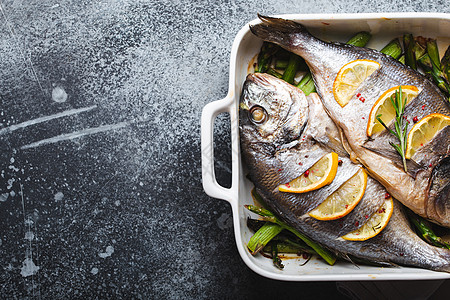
[201,12,450,281]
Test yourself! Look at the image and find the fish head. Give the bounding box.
[239,73,309,147]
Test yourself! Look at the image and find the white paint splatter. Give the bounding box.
[98,245,114,258]
[0,193,8,202]
[8,165,19,172]
[54,191,64,201]
[0,105,97,136]
[52,86,68,103]
[7,178,15,189]
[21,121,129,150]
[25,231,34,241]
[20,258,40,277]
[114,200,120,206]
[91,267,99,275]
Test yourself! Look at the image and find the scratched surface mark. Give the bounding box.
[1,0,448,299]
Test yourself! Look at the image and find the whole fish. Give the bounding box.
[250,15,450,228]
[240,72,450,272]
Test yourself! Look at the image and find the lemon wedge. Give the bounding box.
[366,85,419,136]
[308,168,367,221]
[342,197,393,241]
[405,113,450,159]
[278,152,339,194]
[333,59,380,107]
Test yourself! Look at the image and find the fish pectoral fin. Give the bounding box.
[311,135,349,158]
[361,145,424,178]
[341,253,361,269]
[299,213,309,220]
[345,255,398,268]
[277,139,300,151]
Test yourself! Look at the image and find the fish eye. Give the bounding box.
[249,106,268,124]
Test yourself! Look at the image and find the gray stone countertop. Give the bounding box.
[0,1,449,298]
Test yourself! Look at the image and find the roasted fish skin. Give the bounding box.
[240,73,450,272]
[250,15,450,227]
[240,73,360,216]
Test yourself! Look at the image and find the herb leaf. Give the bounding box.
[376,86,409,172]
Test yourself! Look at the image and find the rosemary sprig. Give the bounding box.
[376,86,409,172]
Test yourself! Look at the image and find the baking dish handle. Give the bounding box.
[201,95,236,203]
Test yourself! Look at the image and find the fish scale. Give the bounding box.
[250,15,450,227]
[365,89,450,162]
[297,175,387,236]
[333,176,387,236]
[243,131,359,216]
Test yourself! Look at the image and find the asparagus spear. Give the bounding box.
[247,217,266,232]
[271,236,316,254]
[346,31,372,47]
[255,42,279,73]
[275,59,289,70]
[425,39,450,95]
[426,39,441,69]
[417,53,450,95]
[400,36,450,96]
[263,240,315,254]
[267,68,283,79]
[251,187,268,208]
[417,53,433,71]
[403,34,417,70]
[380,38,402,59]
[441,45,450,82]
[413,41,427,63]
[408,212,450,249]
[429,62,450,94]
[247,222,283,254]
[281,53,304,84]
[271,242,284,269]
[248,218,317,253]
[296,73,316,96]
[245,205,337,265]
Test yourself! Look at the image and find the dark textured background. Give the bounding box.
[0,1,449,299]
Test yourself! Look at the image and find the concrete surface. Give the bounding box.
[0,0,449,298]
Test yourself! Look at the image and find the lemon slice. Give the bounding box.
[405,113,450,159]
[366,85,419,136]
[342,197,393,241]
[333,59,380,107]
[308,168,367,220]
[278,152,339,194]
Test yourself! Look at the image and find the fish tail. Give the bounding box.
[250,14,314,54]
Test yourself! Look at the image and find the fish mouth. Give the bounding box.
[427,156,450,224]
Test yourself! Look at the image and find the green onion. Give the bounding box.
[380,38,402,59]
[245,205,337,265]
[247,222,283,254]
